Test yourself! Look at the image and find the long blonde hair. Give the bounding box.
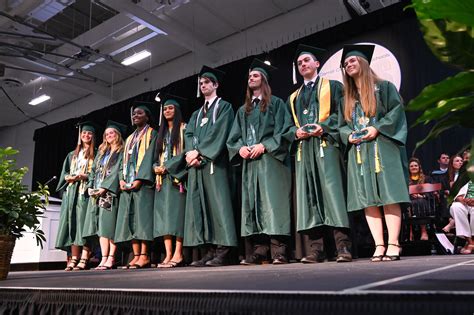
[98,128,124,156]
[342,56,382,121]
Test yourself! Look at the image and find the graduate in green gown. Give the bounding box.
[55,121,96,271]
[115,101,157,268]
[338,44,409,262]
[185,66,237,267]
[227,59,294,264]
[153,95,187,268]
[288,44,352,263]
[82,120,126,270]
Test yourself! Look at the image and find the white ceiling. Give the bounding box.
[0,0,400,128]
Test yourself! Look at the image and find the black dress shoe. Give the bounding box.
[240,254,267,265]
[205,256,227,267]
[300,251,326,263]
[190,254,215,267]
[272,255,288,265]
[336,247,352,263]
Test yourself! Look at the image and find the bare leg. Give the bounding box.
[96,237,109,269]
[420,224,429,240]
[171,237,184,262]
[442,217,455,233]
[135,241,150,266]
[65,245,81,271]
[383,203,402,256]
[103,240,117,269]
[128,240,141,266]
[162,236,173,264]
[365,206,386,258]
[74,245,91,270]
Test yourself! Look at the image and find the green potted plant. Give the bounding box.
[0,147,49,280]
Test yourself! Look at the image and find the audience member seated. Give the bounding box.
[431,153,451,227]
[407,157,435,241]
[431,153,449,178]
[448,154,464,186]
[449,180,474,254]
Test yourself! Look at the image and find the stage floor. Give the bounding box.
[2,255,473,293]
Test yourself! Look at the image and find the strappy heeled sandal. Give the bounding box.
[95,256,108,270]
[73,258,89,271]
[129,253,151,269]
[119,254,140,269]
[101,255,117,270]
[65,257,79,271]
[371,244,386,262]
[383,243,402,261]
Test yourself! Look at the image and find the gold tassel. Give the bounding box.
[292,62,297,85]
[319,140,325,158]
[197,76,201,98]
[356,145,362,164]
[374,142,381,173]
[297,141,302,162]
[156,174,162,191]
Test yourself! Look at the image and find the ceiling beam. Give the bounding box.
[0,56,112,99]
[104,0,218,62]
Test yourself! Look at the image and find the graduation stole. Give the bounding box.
[69,149,94,194]
[123,126,153,176]
[156,123,185,193]
[195,97,221,128]
[96,150,119,188]
[195,98,221,175]
[354,84,382,174]
[289,77,331,161]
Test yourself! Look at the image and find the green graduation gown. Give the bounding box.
[114,127,157,242]
[55,150,93,250]
[183,99,237,247]
[153,125,187,239]
[227,96,293,236]
[82,150,122,240]
[338,80,410,211]
[288,78,350,231]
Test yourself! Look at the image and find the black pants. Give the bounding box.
[247,234,288,259]
[304,226,352,254]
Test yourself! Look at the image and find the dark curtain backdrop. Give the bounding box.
[33,2,473,193]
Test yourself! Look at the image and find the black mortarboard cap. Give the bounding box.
[249,58,277,81]
[198,65,225,84]
[340,44,375,66]
[294,44,326,63]
[105,120,128,138]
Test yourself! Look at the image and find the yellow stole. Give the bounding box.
[124,127,153,174]
[156,123,185,188]
[289,77,331,160]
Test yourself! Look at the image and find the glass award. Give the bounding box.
[352,103,369,140]
[246,124,257,148]
[302,105,316,133]
[90,170,102,196]
[125,163,135,188]
[192,136,199,149]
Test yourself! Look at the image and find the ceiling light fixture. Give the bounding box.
[121,50,151,66]
[29,94,50,106]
